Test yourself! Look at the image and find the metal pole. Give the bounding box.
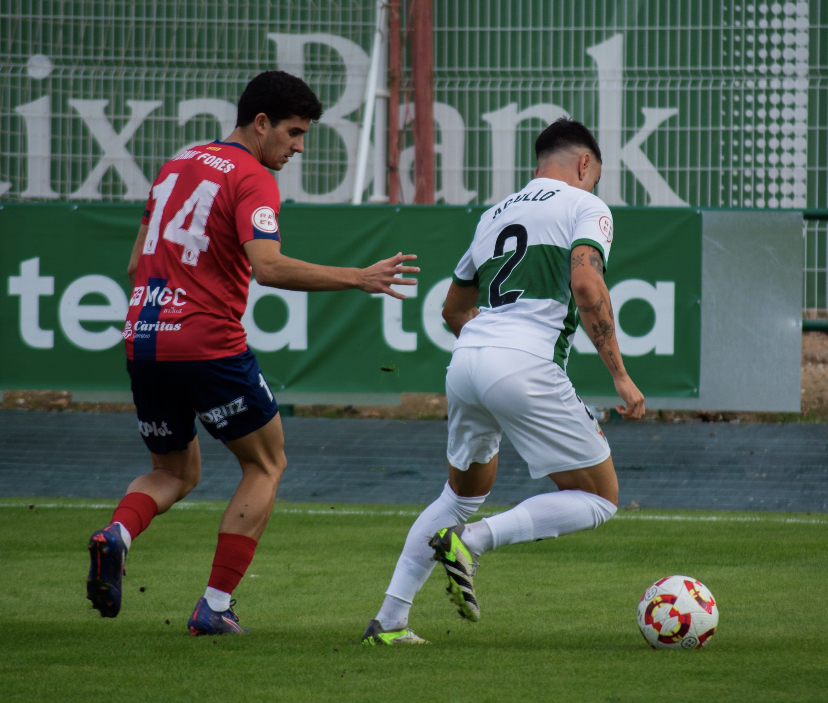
[352,0,387,204]
[387,0,401,204]
[369,1,390,203]
[412,0,435,204]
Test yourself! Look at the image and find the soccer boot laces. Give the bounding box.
[429,524,481,622]
[361,618,429,645]
[187,597,250,636]
[87,524,127,618]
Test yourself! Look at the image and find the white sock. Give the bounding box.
[204,586,231,613]
[461,520,494,556]
[375,595,410,631]
[377,482,487,630]
[481,490,617,550]
[114,522,132,551]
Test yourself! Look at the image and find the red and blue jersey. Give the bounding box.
[123,141,281,361]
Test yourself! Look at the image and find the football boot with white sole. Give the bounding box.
[361,618,429,645]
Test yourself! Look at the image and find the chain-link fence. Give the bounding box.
[1,0,827,312]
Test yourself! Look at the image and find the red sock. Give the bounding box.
[111,492,159,540]
[207,533,258,594]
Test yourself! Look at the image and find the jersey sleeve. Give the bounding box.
[141,187,154,225]
[452,246,479,287]
[234,170,282,244]
[571,195,614,267]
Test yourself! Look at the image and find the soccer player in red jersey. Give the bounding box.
[86,71,419,635]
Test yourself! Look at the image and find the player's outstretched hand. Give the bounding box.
[359,252,419,300]
[614,374,645,420]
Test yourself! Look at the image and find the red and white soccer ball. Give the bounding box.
[637,575,719,650]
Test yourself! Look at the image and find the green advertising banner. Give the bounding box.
[0,204,700,397]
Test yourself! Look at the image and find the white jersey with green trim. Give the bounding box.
[452,177,613,370]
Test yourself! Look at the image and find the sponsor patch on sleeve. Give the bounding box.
[598,215,613,242]
[252,206,278,232]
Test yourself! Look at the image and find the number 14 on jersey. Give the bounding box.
[144,174,221,267]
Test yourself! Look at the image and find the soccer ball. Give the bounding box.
[637,575,719,650]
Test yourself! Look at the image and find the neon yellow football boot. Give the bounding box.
[361,619,429,645]
[429,525,480,622]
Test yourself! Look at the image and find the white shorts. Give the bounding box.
[446,346,611,479]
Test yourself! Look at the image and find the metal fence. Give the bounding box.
[805,215,828,318]
[1,0,827,313]
[0,1,378,202]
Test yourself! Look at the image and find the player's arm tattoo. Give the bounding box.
[571,246,604,276]
[578,294,618,369]
[578,297,604,314]
[588,318,614,353]
[573,244,617,369]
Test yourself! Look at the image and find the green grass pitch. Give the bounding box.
[1,499,826,702]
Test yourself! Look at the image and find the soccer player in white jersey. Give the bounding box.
[362,117,645,645]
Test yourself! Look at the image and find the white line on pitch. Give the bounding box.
[0,502,825,525]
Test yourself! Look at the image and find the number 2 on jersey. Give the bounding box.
[489,224,528,307]
[143,174,221,266]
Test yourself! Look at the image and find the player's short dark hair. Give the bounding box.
[535,117,602,164]
[236,71,324,127]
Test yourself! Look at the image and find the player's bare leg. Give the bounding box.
[221,412,287,539]
[87,439,202,618]
[127,437,203,513]
[188,413,287,636]
[448,454,499,498]
[548,454,619,505]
